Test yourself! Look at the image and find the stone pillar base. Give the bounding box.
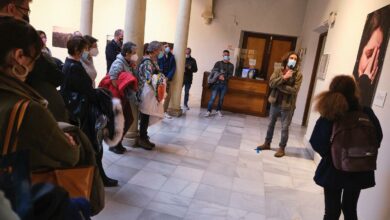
[167,108,183,117]
[125,131,138,139]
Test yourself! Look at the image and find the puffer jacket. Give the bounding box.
[108,54,135,80]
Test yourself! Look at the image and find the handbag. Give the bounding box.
[0,99,33,219]
[31,166,94,200]
[2,100,94,200]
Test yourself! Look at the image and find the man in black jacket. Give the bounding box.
[182,48,198,110]
[105,29,123,72]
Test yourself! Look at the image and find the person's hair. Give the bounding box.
[143,43,149,55]
[0,17,41,66]
[114,29,123,37]
[314,75,361,120]
[83,35,97,47]
[121,41,136,56]
[0,0,32,9]
[146,41,162,54]
[186,47,191,53]
[354,7,390,79]
[223,50,229,54]
[66,35,87,56]
[37,30,46,38]
[281,51,300,70]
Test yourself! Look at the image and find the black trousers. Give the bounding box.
[324,188,361,220]
[139,112,150,139]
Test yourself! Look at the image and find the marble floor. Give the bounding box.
[93,106,325,220]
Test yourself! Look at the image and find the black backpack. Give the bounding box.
[330,111,379,172]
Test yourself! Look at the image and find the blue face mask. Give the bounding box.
[287,59,296,69]
[165,47,171,53]
[158,51,164,59]
[81,51,89,60]
[223,56,230,61]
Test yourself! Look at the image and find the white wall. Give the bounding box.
[30,0,307,111]
[300,0,390,219]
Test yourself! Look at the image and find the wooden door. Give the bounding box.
[266,38,295,79]
[245,37,266,70]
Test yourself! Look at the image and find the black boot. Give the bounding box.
[109,142,126,154]
[97,157,118,187]
[136,137,154,150]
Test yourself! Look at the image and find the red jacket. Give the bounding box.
[98,72,138,100]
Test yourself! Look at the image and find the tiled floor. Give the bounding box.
[93,106,325,220]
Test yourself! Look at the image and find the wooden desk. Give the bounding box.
[200,72,269,117]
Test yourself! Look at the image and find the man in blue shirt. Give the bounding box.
[158,42,176,118]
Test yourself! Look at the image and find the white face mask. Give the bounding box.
[130,54,139,62]
[185,54,190,58]
[89,48,99,57]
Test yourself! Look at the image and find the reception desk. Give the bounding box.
[200,72,269,117]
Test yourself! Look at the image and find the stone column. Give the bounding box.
[123,0,147,140]
[168,0,192,117]
[80,0,94,35]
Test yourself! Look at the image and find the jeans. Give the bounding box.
[323,188,361,220]
[183,82,192,106]
[265,104,294,148]
[139,112,150,139]
[207,83,227,112]
[163,81,171,112]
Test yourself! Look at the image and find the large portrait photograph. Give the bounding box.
[353,5,390,107]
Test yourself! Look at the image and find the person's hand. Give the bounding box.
[364,46,380,84]
[64,132,77,147]
[283,69,293,80]
[218,74,225,81]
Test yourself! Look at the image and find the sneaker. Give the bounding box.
[216,111,223,117]
[164,112,172,119]
[184,105,190,110]
[204,111,211,117]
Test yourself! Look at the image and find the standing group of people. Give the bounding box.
[0,1,384,220]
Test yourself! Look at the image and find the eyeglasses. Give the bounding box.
[15,5,31,15]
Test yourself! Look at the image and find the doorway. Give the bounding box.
[302,32,328,126]
[239,32,297,80]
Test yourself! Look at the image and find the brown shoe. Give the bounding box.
[256,142,271,150]
[274,147,285,157]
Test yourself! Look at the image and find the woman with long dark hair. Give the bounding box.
[310,75,382,220]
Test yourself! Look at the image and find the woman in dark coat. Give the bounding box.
[61,36,119,187]
[310,75,382,220]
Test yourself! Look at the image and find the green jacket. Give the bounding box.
[0,73,79,169]
[268,67,303,110]
[0,73,104,214]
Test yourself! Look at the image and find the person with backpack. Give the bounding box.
[204,49,234,117]
[310,75,382,220]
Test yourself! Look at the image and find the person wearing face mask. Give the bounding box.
[61,36,122,189]
[0,0,31,22]
[256,51,302,158]
[205,49,234,117]
[105,29,123,73]
[106,41,138,154]
[81,35,99,87]
[182,47,198,110]
[0,17,84,215]
[136,41,166,150]
[158,42,176,119]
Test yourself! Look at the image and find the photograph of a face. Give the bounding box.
[353,5,390,107]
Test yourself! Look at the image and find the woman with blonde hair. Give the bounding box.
[310,75,382,220]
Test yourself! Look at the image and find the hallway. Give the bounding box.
[94,106,324,220]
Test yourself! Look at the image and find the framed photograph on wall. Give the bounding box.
[52,26,77,48]
[352,5,390,107]
[317,54,329,80]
